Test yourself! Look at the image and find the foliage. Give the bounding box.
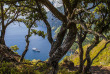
[69,40,110,66]
[58,67,78,74]
[31,29,46,38]
[0,62,18,74]
[55,26,94,50]
[10,45,19,52]
[0,60,79,74]
[0,60,41,74]
[0,0,110,74]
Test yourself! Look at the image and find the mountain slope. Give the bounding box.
[37,6,64,30]
[69,40,110,66]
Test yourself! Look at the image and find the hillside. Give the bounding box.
[68,40,110,66]
[0,40,110,74]
[0,44,20,62]
[37,6,63,30]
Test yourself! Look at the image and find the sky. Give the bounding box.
[45,0,63,11]
[49,0,63,7]
[3,0,63,12]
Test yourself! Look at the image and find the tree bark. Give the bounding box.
[78,42,84,73]
[84,36,99,73]
[84,53,91,73]
[37,0,67,22]
[35,1,67,57]
[92,40,110,62]
[0,30,6,45]
[35,1,53,45]
[20,18,36,62]
[0,3,5,45]
[48,23,77,74]
[20,26,31,62]
[49,25,67,57]
[0,3,19,45]
[20,39,29,62]
[72,20,107,41]
[78,29,87,73]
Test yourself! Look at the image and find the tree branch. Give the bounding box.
[49,25,67,56]
[62,0,72,14]
[4,4,12,15]
[72,20,107,41]
[12,4,38,11]
[92,40,110,62]
[37,0,67,23]
[48,22,77,64]
[35,0,53,44]
[5,11,19,28]
[1,3,5,29]
[1,0,67,22]
[86,1,101,10]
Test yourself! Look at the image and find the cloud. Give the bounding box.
[44,0,63,11]
[49,0,63,7]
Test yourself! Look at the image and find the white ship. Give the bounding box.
[32,48,40,52]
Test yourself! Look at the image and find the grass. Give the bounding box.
[0,59,79,74]
[69,40,110,66]
[0,40,109,74]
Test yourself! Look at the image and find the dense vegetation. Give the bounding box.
[0,0,110,74]
[62,40,110,66]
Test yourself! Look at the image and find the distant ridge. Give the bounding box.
[37,6,64,30]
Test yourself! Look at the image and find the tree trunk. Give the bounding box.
[0,3,5,45]
[78,43,84,73]
[51,61,58,74]
[0,30,6,45]
[20,40,29,62]
[78,29,87,73]
[84,50,92,73]
[20,27,31,62]
[84,36,99,73]
[49,25,67,57]
[48,23,77,74]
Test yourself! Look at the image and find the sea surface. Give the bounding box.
[5,23,72,61]
[5,23,52,61]
[2,5,73,61]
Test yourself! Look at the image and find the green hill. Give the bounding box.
[67,40,110,66]
[0,40,110,74]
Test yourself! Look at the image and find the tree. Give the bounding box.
[1,0,110,74]
[72,1,110,73]
[0,1,46,62]
[20,12,46,62]
[0,2,22,45]
[12,1,47,62]
[83,3,110,73]
[77,28,87,73]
